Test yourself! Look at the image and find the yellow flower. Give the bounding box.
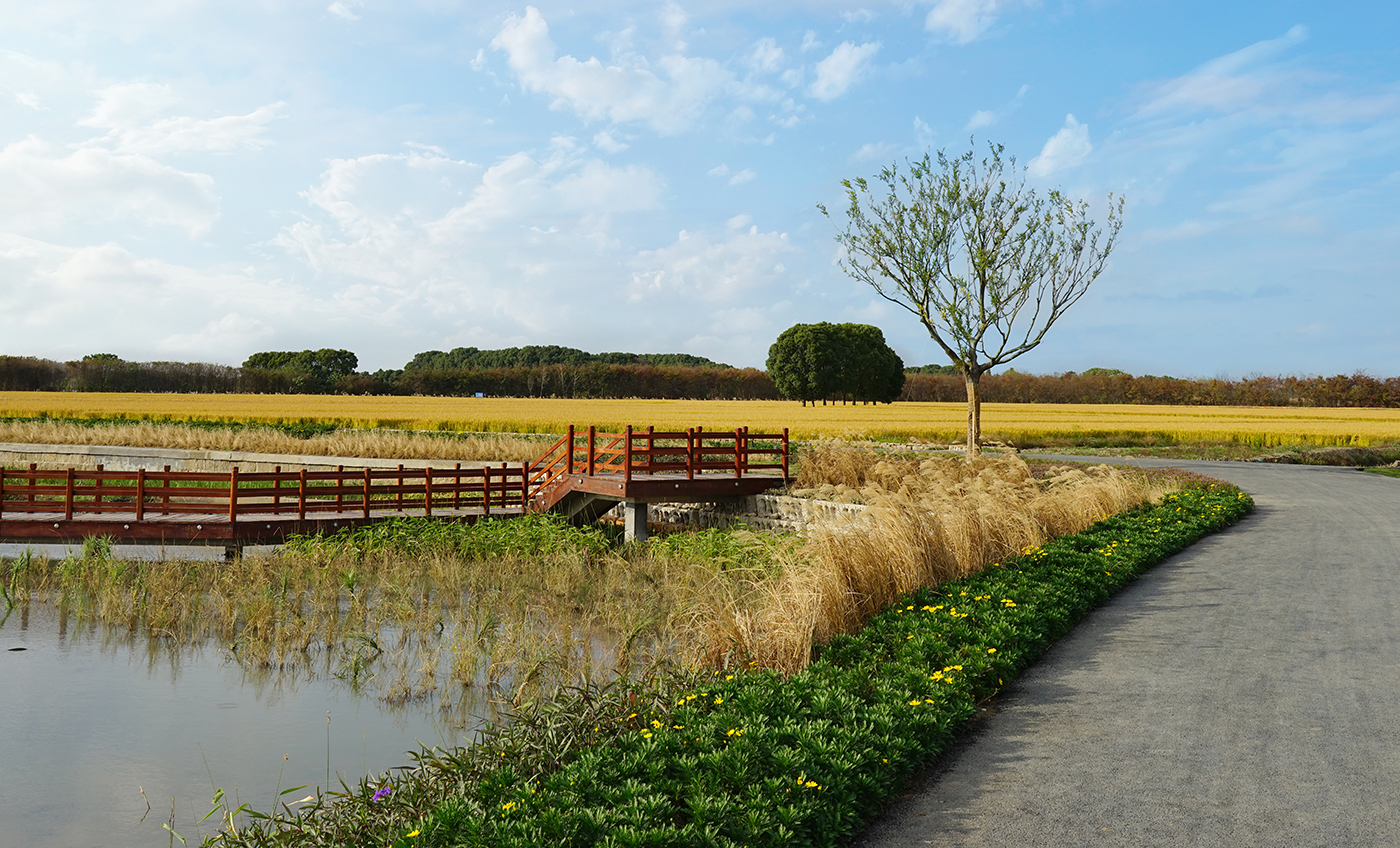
[406,830,420,838]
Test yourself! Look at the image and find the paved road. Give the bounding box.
[856,459,1400,848]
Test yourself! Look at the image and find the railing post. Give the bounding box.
[228,467,239,525]
[483,465,491,516]
[424,466,433,517]
[362,468,371,519]
[272,466,282,515]
[520,462,528,509]
[162,465,171,515]
[396,464,405,512]
[686,429,695,480]
[782,428,790,483]
[454,463,462,510]
[646,426,654,474]
[298,469,307,521]
[336,465,345,511]
[0,466,5,519]
[733,428,742,478]
[136,468,146,521]
[566,424,575,475]
[94,464,103,511]
[624,425,633,483]
[65,468,75,521]
[587,426,596,476]
[28,464,36,509]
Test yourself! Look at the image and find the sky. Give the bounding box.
[1,0,1398,378]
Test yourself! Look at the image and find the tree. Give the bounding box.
[243,349,359,392]
[820,143,1122,456]
[766,322,904,405]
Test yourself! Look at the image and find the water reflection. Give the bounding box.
[0,602,481,848]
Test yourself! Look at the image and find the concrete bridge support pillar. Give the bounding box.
[623,500,649,543]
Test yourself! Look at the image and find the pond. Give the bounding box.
[0,600,481,848]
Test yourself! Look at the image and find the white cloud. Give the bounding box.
[80,84,282,155]
[925,0,1005,44]
[327,1,359,22]
[914,116,934,148]
[728,168,756,186]
[808,41,880,102]
[629,224,793,303]
[15,92,42,110]
[748,38,785,75]
[491,6,735,135]
[1027,114,1092,177]
[593,129,629,153]
[842,9,875,23]
[0,137,219,237]
[852,141,898,162]
[1131,24,1394,125]
[963,83,1028,130]
[0,234,314,362]
[708,163,730,178]
[965,109,996,130]
[800,31,822,53]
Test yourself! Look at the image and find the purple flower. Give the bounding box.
[372,787,393,802]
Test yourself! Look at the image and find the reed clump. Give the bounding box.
[0,419,550,461]
[708,442,1162,670]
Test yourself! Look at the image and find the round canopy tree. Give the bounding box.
[820,142,1122,456]
[767,322,904,405]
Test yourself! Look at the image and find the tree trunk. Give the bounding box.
[964,374,982,458]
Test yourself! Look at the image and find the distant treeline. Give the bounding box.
[4,352,1399,408]
[405,346,727,371]
[0,354,775,399]
[900,370,1400,408]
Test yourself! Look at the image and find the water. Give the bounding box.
[0,602,478,848]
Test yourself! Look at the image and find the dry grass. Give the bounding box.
[3,391,1400,445]
[0,419,551,461]
[702,441,1161,670]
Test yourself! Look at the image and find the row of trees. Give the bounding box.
[405,346,726,371]
[900,370,1400,408]
[4,352,1398,407]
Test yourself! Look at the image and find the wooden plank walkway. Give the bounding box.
[0,424,790,549]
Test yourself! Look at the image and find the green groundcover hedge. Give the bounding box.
[388,485,1251,848]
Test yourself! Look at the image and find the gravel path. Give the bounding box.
[855,459,1400,848]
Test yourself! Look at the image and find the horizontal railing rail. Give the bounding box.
[0,462,530,523]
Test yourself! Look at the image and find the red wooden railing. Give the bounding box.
[526,425,789,506]
[1,425,789,527]
[0,462,530,522]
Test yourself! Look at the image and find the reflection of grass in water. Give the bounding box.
[0,515,790,725]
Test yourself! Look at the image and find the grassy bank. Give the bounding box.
[208,478,1249,847]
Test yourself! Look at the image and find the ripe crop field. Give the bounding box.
[3,391,1398,446]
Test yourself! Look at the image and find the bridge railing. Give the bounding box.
[0,463,530,523]
[527,425,789,504]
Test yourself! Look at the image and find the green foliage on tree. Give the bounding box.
[766,322,904,405]
[820,141,1123,456]
[1080,367,1128,377]
[242,349,359,392]
[405,346,727,371]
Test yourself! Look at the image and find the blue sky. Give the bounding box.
[2,0,1397,378]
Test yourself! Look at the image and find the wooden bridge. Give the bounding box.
[0,425,789,555]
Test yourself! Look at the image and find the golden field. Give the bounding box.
[2,391,1399,446]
